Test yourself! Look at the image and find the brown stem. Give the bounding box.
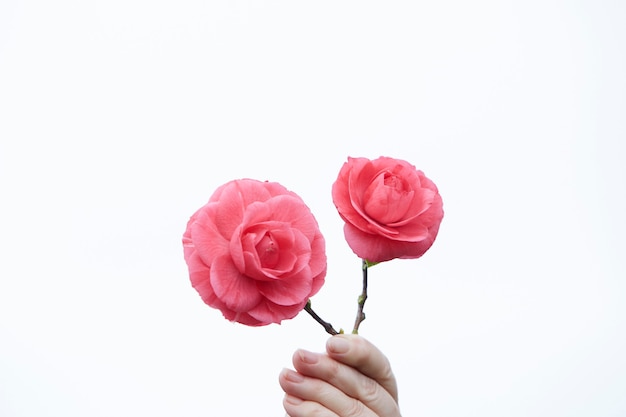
[352,259,369,334]
[304,300,339,335]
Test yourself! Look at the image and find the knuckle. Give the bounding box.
[360,377,381,403]
[323,357,343,382]
[308,408,329,417]
[379,363,395,384]
[343,398,367,417]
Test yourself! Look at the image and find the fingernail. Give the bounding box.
[283,368,304,383]
[327,336,350,354]
[284,395,303,405]
[297,349,319,365]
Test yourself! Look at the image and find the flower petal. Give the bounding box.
[210,255,262,312]
[247,299,308,324]
[344,223,435,263]
[185,250,228,311]
[257,267,313,305]
[308,233,327,279]
[266,195,321,241]
[190,207,230,267]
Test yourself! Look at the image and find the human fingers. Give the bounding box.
[282,393,340,417]
[291,349,401,417]
[325,334,399,402]
[279,368,380,417]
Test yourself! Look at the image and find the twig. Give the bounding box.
[304,300,339,335]
[352,259,369,334]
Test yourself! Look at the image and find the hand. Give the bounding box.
[278,334,401,417]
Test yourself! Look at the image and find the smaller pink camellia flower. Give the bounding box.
[182,179,327,326]
[332,156,444,263]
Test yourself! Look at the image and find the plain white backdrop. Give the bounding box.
[1,1,625,416]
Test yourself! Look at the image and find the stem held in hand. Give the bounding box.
[304,300,339,335]
[352,259,369,334]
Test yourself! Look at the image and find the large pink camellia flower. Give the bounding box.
[332,156,444,263]
[183,179,327,326]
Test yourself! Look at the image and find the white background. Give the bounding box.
[1,1,625,416]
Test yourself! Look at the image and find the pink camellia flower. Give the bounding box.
[183,179,327,326]
[332,156,444,263]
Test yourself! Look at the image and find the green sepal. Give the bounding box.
[363,259,379,268]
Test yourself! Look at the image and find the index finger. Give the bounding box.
[325,334,399,402]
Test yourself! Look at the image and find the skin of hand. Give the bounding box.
[278,334,401,417]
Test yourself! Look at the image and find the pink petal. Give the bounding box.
[308,266,327,297]
[265,195,320,241]
[240,226,314,281]
[210,255,263,312]
[373,220,430,242]
[346,160,380,229]
[247,299,308,325]
[239,201,272,231]
[186,250,228,311]
[190,208,230,267]
[257,267,313,305]
[239,223,298,278]
[362,172,414,224]
[268,228,310,276]
[228,224,247,272]
[253,229,300,276]
[331,158,373,232]
[387,187,435,227]
[344,223,433,262]
[308,233,327,278]
[236,179,282,206]
[212,185,246,238]
[228,311,265,326]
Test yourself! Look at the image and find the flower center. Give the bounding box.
[256,233,279,268]
[383,172,402,189]
[360,169,419,226]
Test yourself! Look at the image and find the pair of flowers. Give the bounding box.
[182,156,444,330]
